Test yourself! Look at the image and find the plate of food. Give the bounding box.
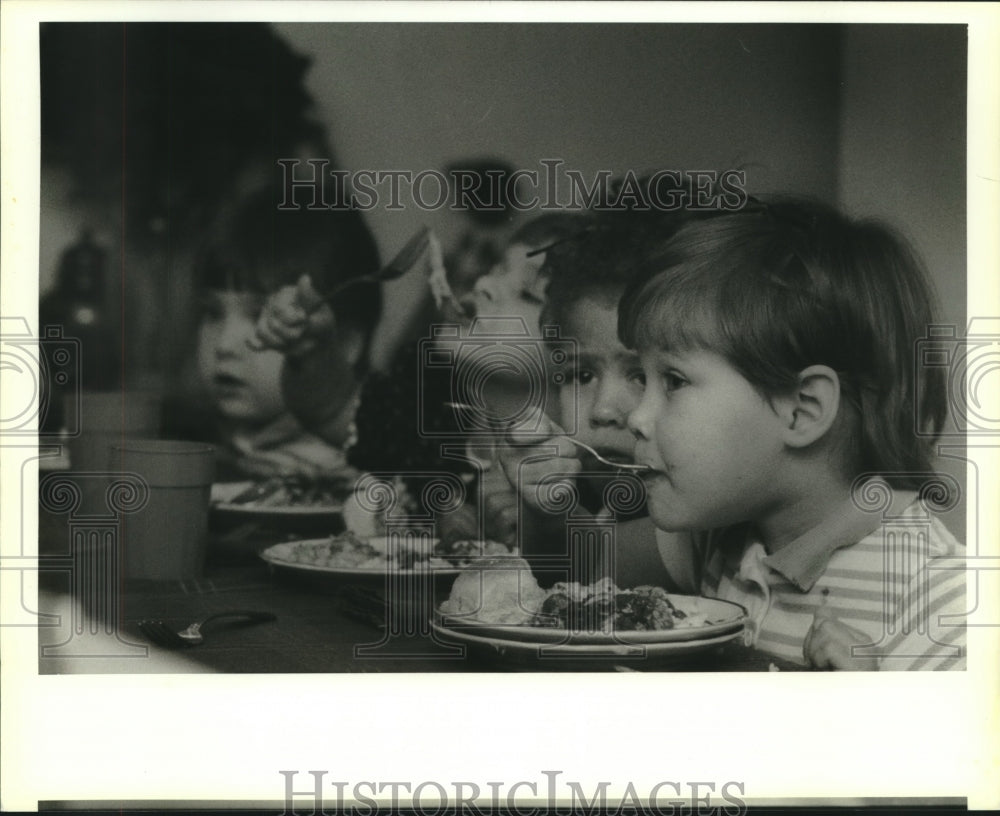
[431,556,748,668]
[210,475,356,535]
[212,474,355,515]
[259,532,515,586]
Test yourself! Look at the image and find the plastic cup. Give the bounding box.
[65,391,162,513]
[109,439,215,581]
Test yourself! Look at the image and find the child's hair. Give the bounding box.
[618,196,947,486]
[510,211,593,253]
[540,209,692,328]
[193,184,382,368]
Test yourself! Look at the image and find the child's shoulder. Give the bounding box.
[848,494,964,555]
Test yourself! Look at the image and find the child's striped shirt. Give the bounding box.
[657,488,966,670]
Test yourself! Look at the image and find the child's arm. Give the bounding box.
[493,412,588,579]
[254,275,359,445]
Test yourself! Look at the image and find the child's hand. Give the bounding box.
[483,488,520,547]
[496,410,582,513]
[803,605,879,671]
[435,503,480,547]
[251,274,335,358]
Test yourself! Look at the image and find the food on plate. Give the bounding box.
[339,475,418,537]
[271,532,513,571]
[441,556,549,624]
[223,474,355,508]
[531,581,709,631]
[441,562,713,631]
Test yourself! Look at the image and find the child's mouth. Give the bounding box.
[213,373,245,389]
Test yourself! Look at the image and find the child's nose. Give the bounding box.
[216,316,253,356]
[590,383,630,428]
[626,391,654,440]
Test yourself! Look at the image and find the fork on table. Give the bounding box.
[137,610,277,649]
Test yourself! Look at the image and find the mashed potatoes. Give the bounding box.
[440,556,548,624]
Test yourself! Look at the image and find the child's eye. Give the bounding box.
[627,370,647,389]
[663,371,688,392]
[563,369,595,387]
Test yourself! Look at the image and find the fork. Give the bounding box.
[320,225,431,301]
[444,402,652,472]
[137,611,277,648]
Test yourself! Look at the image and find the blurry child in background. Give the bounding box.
[345,211,590,484]
[617,197,964,670]
[254,212,588,543]
[165,185,381,481]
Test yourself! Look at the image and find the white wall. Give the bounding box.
[276,23,842,240]
[838,24,966,327]
[275,23,844,363]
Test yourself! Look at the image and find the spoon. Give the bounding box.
[444,402,652,473]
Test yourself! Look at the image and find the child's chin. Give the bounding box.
[645,495,688,532]
[648,514,688,533]
[215,401,280,426]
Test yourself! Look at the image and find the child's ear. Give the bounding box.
[780,365,841,448]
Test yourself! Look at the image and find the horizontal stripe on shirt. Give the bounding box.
[695,504,966,670]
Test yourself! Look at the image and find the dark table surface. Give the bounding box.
[37,510,804,674]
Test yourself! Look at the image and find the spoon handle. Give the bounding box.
[561,437,652,472]
[444,402,650,472]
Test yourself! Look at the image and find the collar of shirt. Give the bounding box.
[759,480,918,592]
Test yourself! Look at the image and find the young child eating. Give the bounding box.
[253,213,588,545]
[173,185,381,481]
[496,210,693,588]
[618,197,965,670]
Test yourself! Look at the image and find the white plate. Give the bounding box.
[431,618,746,669]
[211,481,345,518]
[437,594,747,645]
[213,502,345,518]
[259,538,465,583]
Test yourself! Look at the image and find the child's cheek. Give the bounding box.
[249,350,286,415]
[557,388,577,433]
[194,328,216,385]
